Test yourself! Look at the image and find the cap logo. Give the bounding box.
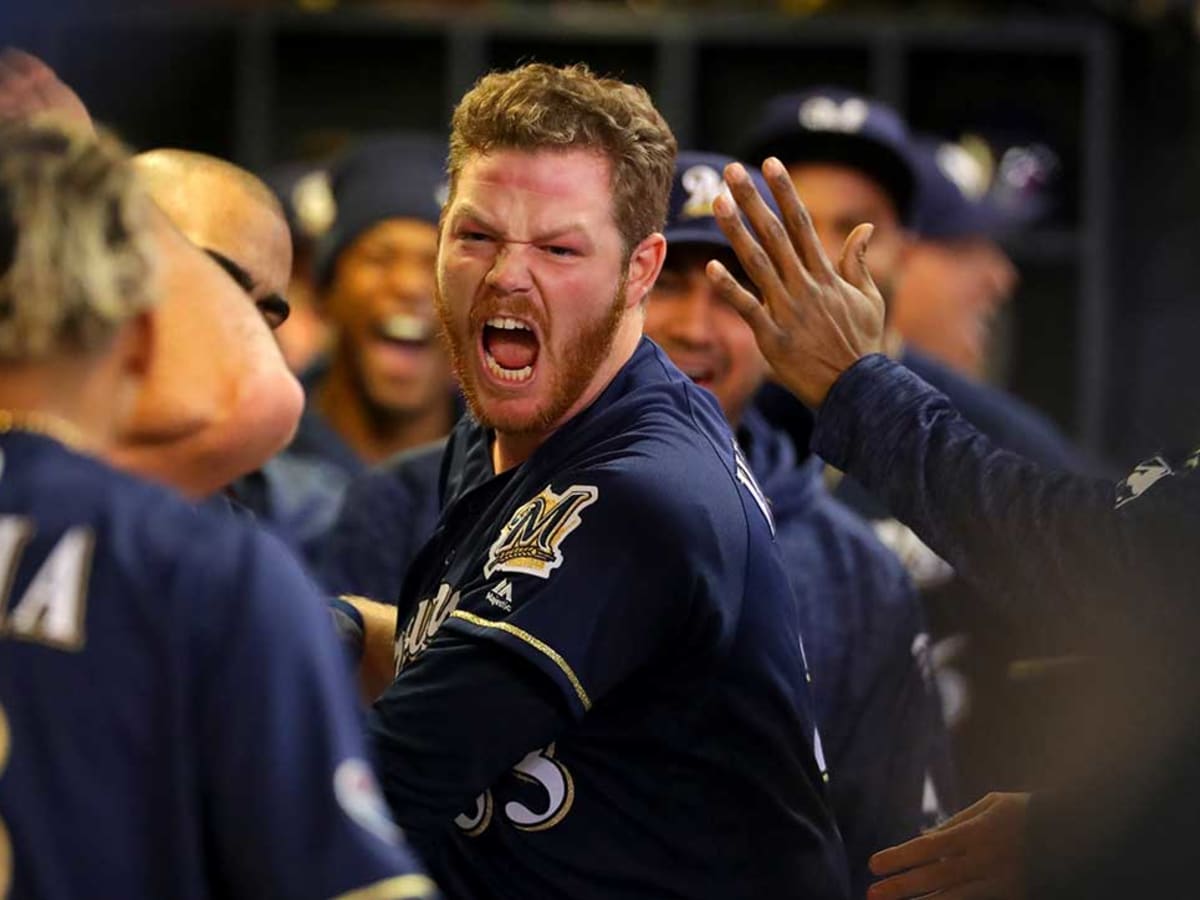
[935,142,989,201]
[798,96,869,134]
[680,164,731,220]
[292,170,336,238]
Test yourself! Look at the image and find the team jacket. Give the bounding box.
[0,432,432,899]
[742,408,954,896]
[369,339,849,900]
[812,354,1200,900]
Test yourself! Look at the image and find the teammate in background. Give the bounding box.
[891,137,1019,382]
[290,134,458,479]
[644,150,953,895]
[117,148,304,499]
[709,150,1200,900]
[0,120,434,899]
[340,63,849,898]
[740,87,1080,478]
[0,47,305,502]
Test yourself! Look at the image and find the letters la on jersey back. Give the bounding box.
[391,340,849,899]
[0,433,429,899]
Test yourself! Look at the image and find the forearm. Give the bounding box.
[368,637,567,843]
[341,594,402,701]
[813,355,1126,628]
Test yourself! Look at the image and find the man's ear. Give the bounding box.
[624,232,668,309]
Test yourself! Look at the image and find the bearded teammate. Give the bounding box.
[0,121,433,898]
[338,63,848,898]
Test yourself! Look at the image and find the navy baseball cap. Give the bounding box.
[739,87,917,225]
[262,161,335,244]
[663,150,779,251]
[314,132,448,288]
[910,137,1016,241]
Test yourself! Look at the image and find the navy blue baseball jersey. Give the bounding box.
[812,354,1200,900]
[370,339,848,899]
[0,430,433,899]
[741,407,953,896]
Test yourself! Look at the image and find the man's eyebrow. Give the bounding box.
[203,247,256,294]
[452,204,588,243]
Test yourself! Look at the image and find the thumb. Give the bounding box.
[838,222,877,295]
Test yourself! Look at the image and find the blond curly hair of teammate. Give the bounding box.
[447,62,678,257]
[0,118,157,361]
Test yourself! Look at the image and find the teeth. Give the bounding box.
[484,352,534,383]
[486,317,531,332]
[381,314,433,342]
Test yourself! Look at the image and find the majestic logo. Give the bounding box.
[680,164,732,220]
[486,579,514,612]
[798,96,869,134]
[394,582,460,673]
[485,484,599,579]
[1115,456,1173,509]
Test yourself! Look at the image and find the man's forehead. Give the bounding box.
[787,161,900,217]
[457,147,612,201]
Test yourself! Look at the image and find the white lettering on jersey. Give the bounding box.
[0,520,92,652]
[454,791,493,837]
[394,583,460,674]
[734,442,775,535]
[1115,456,1173,509]
[456,744,575,837]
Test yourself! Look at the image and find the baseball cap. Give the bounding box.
[663,150,779,252]
[261,161,336,245]
[910,137,1015,241]
[314,132,448,288]
[739,87,917,225]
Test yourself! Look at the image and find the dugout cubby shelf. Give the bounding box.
[12,4,1115,454]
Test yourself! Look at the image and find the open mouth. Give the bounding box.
[674,360,718,389]
[481,316,539,384]
[377,313,436,349]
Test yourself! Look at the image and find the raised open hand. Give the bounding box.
[0,48,94,134]
[706,156,884,408]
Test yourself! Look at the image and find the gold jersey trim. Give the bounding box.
[451,610,592,711]
[332,873,437,900]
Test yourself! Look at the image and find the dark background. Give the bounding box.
[4,0,1199,465]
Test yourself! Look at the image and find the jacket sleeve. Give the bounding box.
[810,354,1181,645]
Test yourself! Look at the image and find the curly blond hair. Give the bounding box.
[0,119,157,361]
[447,63,677,255]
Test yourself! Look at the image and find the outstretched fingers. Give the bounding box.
[706,257,782,344]
[762,156,837,283]
[711,188,792,321]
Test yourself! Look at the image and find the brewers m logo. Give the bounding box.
[484,484,599,579]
